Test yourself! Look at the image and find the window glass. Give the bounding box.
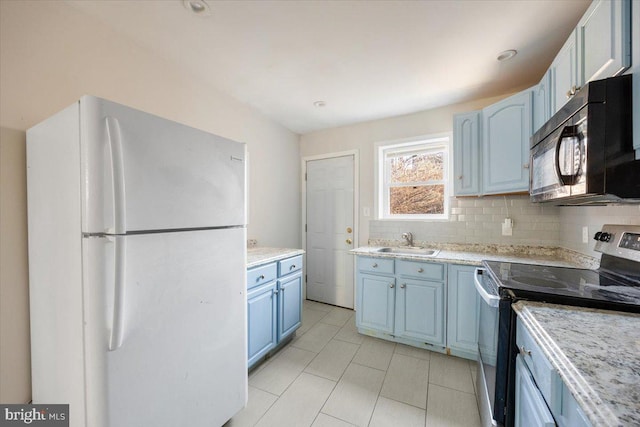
[378,137,449,219]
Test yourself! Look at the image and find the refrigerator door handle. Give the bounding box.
[109,236,127,351]
[105,117,127,234]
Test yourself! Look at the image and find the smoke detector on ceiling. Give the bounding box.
[183,0,211,16]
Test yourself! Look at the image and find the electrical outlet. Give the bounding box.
[502,218,513,236]
[582,226,589,243]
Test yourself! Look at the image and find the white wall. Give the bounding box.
[301,90,640,257]
[0,0,300,403]
[0,128,31,404]
[300,94,511,245]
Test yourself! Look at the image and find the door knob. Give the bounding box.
[346,238,352,244]
[400,283,406,289]
[389,283,395,288]
[346,227,352,233]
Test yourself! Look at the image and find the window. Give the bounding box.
[377,136,450,220]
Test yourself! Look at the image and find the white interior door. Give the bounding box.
[306,155,355,308]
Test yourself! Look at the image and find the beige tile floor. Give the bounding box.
[226,300,481,427]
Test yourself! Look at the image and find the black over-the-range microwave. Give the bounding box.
[530,74,639,205]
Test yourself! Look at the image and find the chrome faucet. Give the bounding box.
[402,232,414,247]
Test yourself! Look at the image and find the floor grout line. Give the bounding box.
[237,299,481,427]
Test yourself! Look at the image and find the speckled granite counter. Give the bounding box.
[513,301,640,426]
[351,243,595,269]
[247,247,305,269]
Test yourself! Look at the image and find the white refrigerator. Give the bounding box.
[27,96,248,427]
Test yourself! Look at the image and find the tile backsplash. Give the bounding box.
[369,195,640,257]
[370,195,561,247]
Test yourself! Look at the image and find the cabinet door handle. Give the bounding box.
[290,264,296,270]
[273,289,279,295]
[457,175,463,180]
[372,263,378,268]
[389,283,395,288]
[259,275,265,280]
[523,163,530,169]
[417,268,424,273]
[346,238,352,244]
[519,346,531,356]
[400,283,406,289]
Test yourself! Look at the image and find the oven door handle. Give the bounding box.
[474,268,500,307]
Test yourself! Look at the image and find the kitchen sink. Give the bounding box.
[376,247,440,257]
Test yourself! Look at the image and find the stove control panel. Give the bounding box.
[594,224,640,262]
[619,233,640,251]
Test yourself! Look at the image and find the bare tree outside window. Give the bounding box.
[389,152,444,214]
[378,137,449,220]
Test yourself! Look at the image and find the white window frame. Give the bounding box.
[376,134,451,220]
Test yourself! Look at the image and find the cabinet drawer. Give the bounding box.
[396,260,444,281]
[516,320,562,414]
[247,262,277,290]
[278,255,303,276]
[357,256,394,275]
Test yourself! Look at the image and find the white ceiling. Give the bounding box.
[68,0,591,134]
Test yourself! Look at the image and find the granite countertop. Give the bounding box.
[513,301,640,426]
[247,247,305,269]
[351,243,596,269]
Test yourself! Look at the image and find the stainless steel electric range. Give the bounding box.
[474,224,640,427]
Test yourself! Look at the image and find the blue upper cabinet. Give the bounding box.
[453,111,481,196]
[482,90,532,195]
[578,0,631,85]
[550,0,631,115]
[532,71,552,134]
[550,30,579,115]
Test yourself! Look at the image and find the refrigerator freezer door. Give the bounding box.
[83,228,247,427]
[80,96,246,234]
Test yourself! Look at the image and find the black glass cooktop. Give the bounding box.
[483,260,640,311]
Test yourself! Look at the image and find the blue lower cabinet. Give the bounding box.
[515,355,556,427]
[278,272,302,341]
[247,282,277,367]
[357,273,395,333]
[516,317,592,427]
[356,256,445,349]
[247,255,303,369]
[447,265,480,360]
[395,278,444,345]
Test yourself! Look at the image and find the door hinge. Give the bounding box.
[305,224,307,232]
[305,172,307,181]
[305,274,307,283]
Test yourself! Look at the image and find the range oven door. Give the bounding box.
[530,111,588,203]
[474,268,501,426]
